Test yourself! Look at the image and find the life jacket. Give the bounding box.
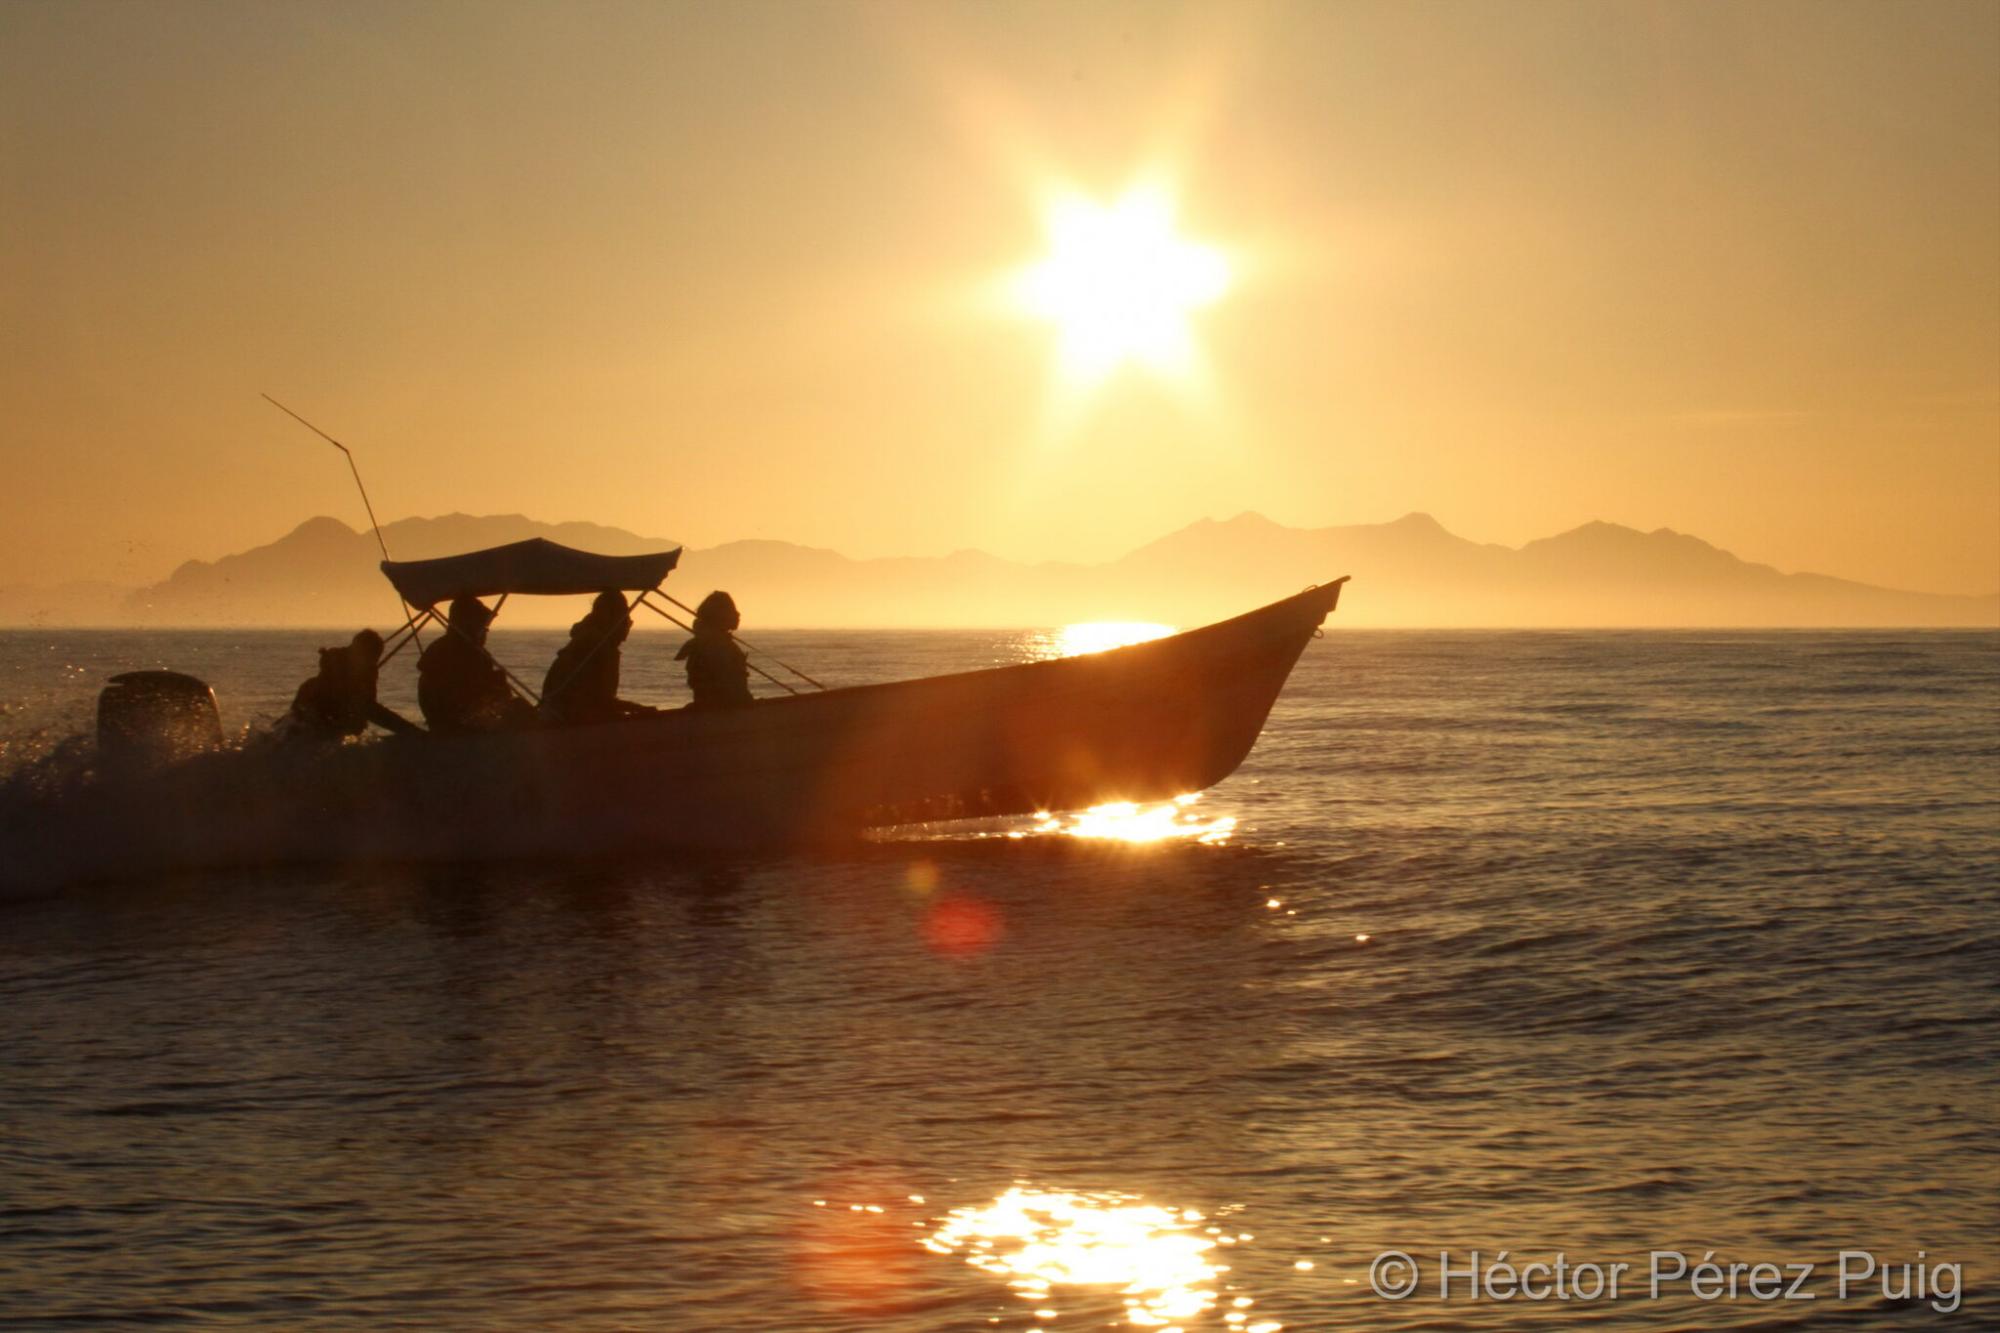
[289,647,372,737]
[541,621,625,724]
[417,633,516,733]
[676,632,752,708]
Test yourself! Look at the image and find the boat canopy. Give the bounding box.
[381,539,682,607]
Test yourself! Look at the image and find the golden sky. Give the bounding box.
[3,0,1995,595]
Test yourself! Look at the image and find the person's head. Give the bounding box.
[694,590,740,633]
[447,596,494,644]
[578,590,631,643]
[346,629,385,679]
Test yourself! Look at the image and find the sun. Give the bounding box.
[1013,183,1231,386]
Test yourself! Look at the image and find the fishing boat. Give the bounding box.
[2,539,1347,890]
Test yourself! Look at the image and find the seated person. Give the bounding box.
[417,596,535,734]
[540,591,657,725]
[283,629,418,741]
[675,590,754,709]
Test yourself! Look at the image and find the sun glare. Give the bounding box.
[1027,793,1238,845]
[1052,621,1177,657]
[924,1186,1274,1329]
[1014,184,1231,385]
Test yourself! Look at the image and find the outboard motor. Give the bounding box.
[96,671,223,773]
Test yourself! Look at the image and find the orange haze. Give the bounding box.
[2,0,1995,606]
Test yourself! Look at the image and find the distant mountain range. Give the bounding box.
[1,511,1993,628]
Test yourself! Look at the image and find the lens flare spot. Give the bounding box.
[795,1193,920,1315]
[922,895,1005,958]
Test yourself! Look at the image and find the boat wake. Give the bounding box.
[0,725,96,806]
[0,724,358,900]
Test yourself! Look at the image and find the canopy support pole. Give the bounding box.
[636,592,799,697]
[378,607,437,667]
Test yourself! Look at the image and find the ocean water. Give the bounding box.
[0,627,1995,1330]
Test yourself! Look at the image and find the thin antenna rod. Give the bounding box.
[261,393,391,563]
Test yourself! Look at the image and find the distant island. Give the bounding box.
[2,511,1994,629]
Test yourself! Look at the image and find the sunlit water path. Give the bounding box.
[1,629,1995,1329]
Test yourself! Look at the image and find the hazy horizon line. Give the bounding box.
[82,507,2000,601]
[6,621,1999,635]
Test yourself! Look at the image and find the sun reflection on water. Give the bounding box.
[925,1186,1277,1330]
[1037,621,1177,659]
[1023,793,1237,845]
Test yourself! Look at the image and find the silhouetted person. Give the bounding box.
[283,629,418,741]
[541,590,657,725]
[676,590,754,709]
[418,596,534,734]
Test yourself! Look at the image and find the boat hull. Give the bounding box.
[3,580,1345,887]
